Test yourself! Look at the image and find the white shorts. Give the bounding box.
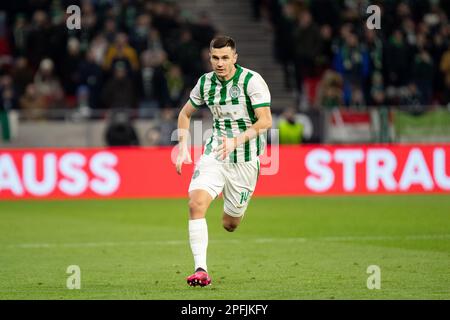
[188,154,260,217]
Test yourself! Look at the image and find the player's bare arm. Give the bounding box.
[215,107,272,160]
[176,101,196,175]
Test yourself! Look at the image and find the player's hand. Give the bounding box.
[214,137,238,160]
[176,143,192,175]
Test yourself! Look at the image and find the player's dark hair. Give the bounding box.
[210,36,236,51]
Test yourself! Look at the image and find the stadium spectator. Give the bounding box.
[101,61,136,109]
[166,64,186,109]
[137,49,169,117]
[258,0,450,108]
[412,48,434,106]
[292,10,321,97]
[151,1,181,44]
[89,35,109,65]
[118,0,139,33]
[48,6,70,76]
[154,107,177,146]
[399,83,423,114]
[0,103,10,141]
[76,85,90,111]
[0,0,221,122]
[278,107,303,144]
[191,11,217,50]
[61,37,82,98]
[102,18,118,44]
[104,109,140,147]
[19,83,46,120]
[0,76,17,124]
[173,29,201,87]
[2,0,449,126]
[0,13,12,69]
[443,78,450,107]
[26,10,52,69]
[315,70,344,110]
[199,47,212,75]
[310,0,340,29]
[317,24,334,73]
[333,33,371,106]
[431,26,448,96]
[273,1,297,90]
[441,42,450,107]
[145,28,164,53]
[350,86,366,110]
[130,14,153,54]
[12,13,29,56]
[78,48,103,110]
[103,32,139,75]
[79,0,98,52]
[370,71,386,107]
[441,45,450,100]
[386,29,412,89]
[33,58,64,109]
[11,56,34,98]
[364,29,383,79]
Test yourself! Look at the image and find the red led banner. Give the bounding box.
[0,144,449,199]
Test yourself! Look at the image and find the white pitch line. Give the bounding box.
[319,234,450,242]
[4,234,450,249]
[7,240,185,249]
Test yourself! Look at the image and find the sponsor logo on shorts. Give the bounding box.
[239,191,250,205]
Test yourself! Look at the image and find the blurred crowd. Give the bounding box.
[1,0,450,146]
[0,0,217,120]
[256,0,450,112]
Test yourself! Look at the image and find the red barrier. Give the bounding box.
[257,144,450,196]
[0,145,449,199]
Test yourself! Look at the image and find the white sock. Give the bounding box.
[189,218,208,272]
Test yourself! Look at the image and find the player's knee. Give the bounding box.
[222,219,239,232]
[223,222,237,232]
[188,198,207,216]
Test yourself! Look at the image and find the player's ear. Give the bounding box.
[233,52,238,63]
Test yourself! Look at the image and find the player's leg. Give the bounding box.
[222,159,259,232]
[187,189,213,274]
[186,155,225,286]
[188,189,213,219]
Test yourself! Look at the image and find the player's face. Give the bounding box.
[210,47,238,80]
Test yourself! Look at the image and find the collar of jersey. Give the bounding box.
[215,64,242,86]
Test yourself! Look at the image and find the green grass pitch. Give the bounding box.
[0,195,449,299]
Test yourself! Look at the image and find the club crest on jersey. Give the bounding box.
[230,85,240,99]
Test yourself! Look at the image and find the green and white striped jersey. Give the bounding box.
[189,64,271,163]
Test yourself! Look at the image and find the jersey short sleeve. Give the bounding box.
[189,74,206,108]
[247,73,271,109]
